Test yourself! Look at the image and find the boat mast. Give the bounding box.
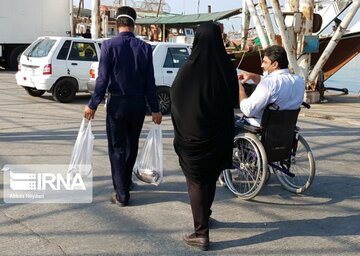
[271,0,301,74]
[259,0,277,45]
[245,0,269,48]
[241,1,250,50]
[308,0,360,89]
[298,0,314,86]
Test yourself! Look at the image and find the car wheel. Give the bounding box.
[157,87,171,115]
[24,87,46,97]
[52,78,77,103]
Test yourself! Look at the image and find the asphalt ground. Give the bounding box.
[0,70,359,255]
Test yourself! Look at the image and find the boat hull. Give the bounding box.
[231,31,360,81]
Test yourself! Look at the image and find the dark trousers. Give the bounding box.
[185,177,217,238]
[106,97,146,197]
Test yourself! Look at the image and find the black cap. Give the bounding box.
[116,6,136,21]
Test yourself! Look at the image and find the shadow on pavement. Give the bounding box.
[211,214,360,251]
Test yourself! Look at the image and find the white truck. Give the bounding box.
[0,0,72,69]
[88,42,192,114]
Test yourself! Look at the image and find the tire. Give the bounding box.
[273,134,316,193]
[217,172,226,187]
[223,132,268,200]
[52,78,77,103]
[264,168,271,184]
[157,87,171,114]
[8,46,27,70]
[24,87,45,97]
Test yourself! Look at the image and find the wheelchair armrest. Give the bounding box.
[235,121,262,134]
[301,102,311,109]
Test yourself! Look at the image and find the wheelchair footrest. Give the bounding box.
[269,162,295,177]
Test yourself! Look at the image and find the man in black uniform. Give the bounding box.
[84,6,162,206]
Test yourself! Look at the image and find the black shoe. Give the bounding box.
[183,233,209,251]
[129,182,135,191]
[110,194,129,207]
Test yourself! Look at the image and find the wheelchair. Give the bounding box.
[223,103,316,200]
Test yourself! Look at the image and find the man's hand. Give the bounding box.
[84,106,96,120]
[238,73,250,84]
[152,112,162,124]
[238,72,261,85]
[239,83,247,102]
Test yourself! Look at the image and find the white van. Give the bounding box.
[15,36,104,103]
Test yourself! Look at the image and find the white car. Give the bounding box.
[16,36,105,103]
[87,42,192,114]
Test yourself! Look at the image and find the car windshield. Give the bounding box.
[24,39,56,58]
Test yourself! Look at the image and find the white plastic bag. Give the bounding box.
[68,118,94,177]
[133,124,163,185]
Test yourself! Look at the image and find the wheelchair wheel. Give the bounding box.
[223,133,268,200]
[273,134,316,193]
[217,172,226,187]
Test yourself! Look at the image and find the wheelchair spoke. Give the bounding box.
[224,133,267,200]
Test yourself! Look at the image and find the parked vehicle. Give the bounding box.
[0,0,71,70]
[16,36,104,103]
[87,42,192,114]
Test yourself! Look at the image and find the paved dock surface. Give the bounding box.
[0,71,359,255]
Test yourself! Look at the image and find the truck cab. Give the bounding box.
[0,0,71,69]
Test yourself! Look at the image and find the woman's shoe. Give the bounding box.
[183,233,209,251]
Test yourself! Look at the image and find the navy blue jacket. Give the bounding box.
[88,32,159,112]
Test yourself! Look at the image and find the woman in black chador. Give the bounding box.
[171,22,238,251]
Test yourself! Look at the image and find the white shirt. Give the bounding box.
[240,69,305,126]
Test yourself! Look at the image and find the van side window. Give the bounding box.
[57,40,71,60]
[68,42,98,61]
[163,47,189,68]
